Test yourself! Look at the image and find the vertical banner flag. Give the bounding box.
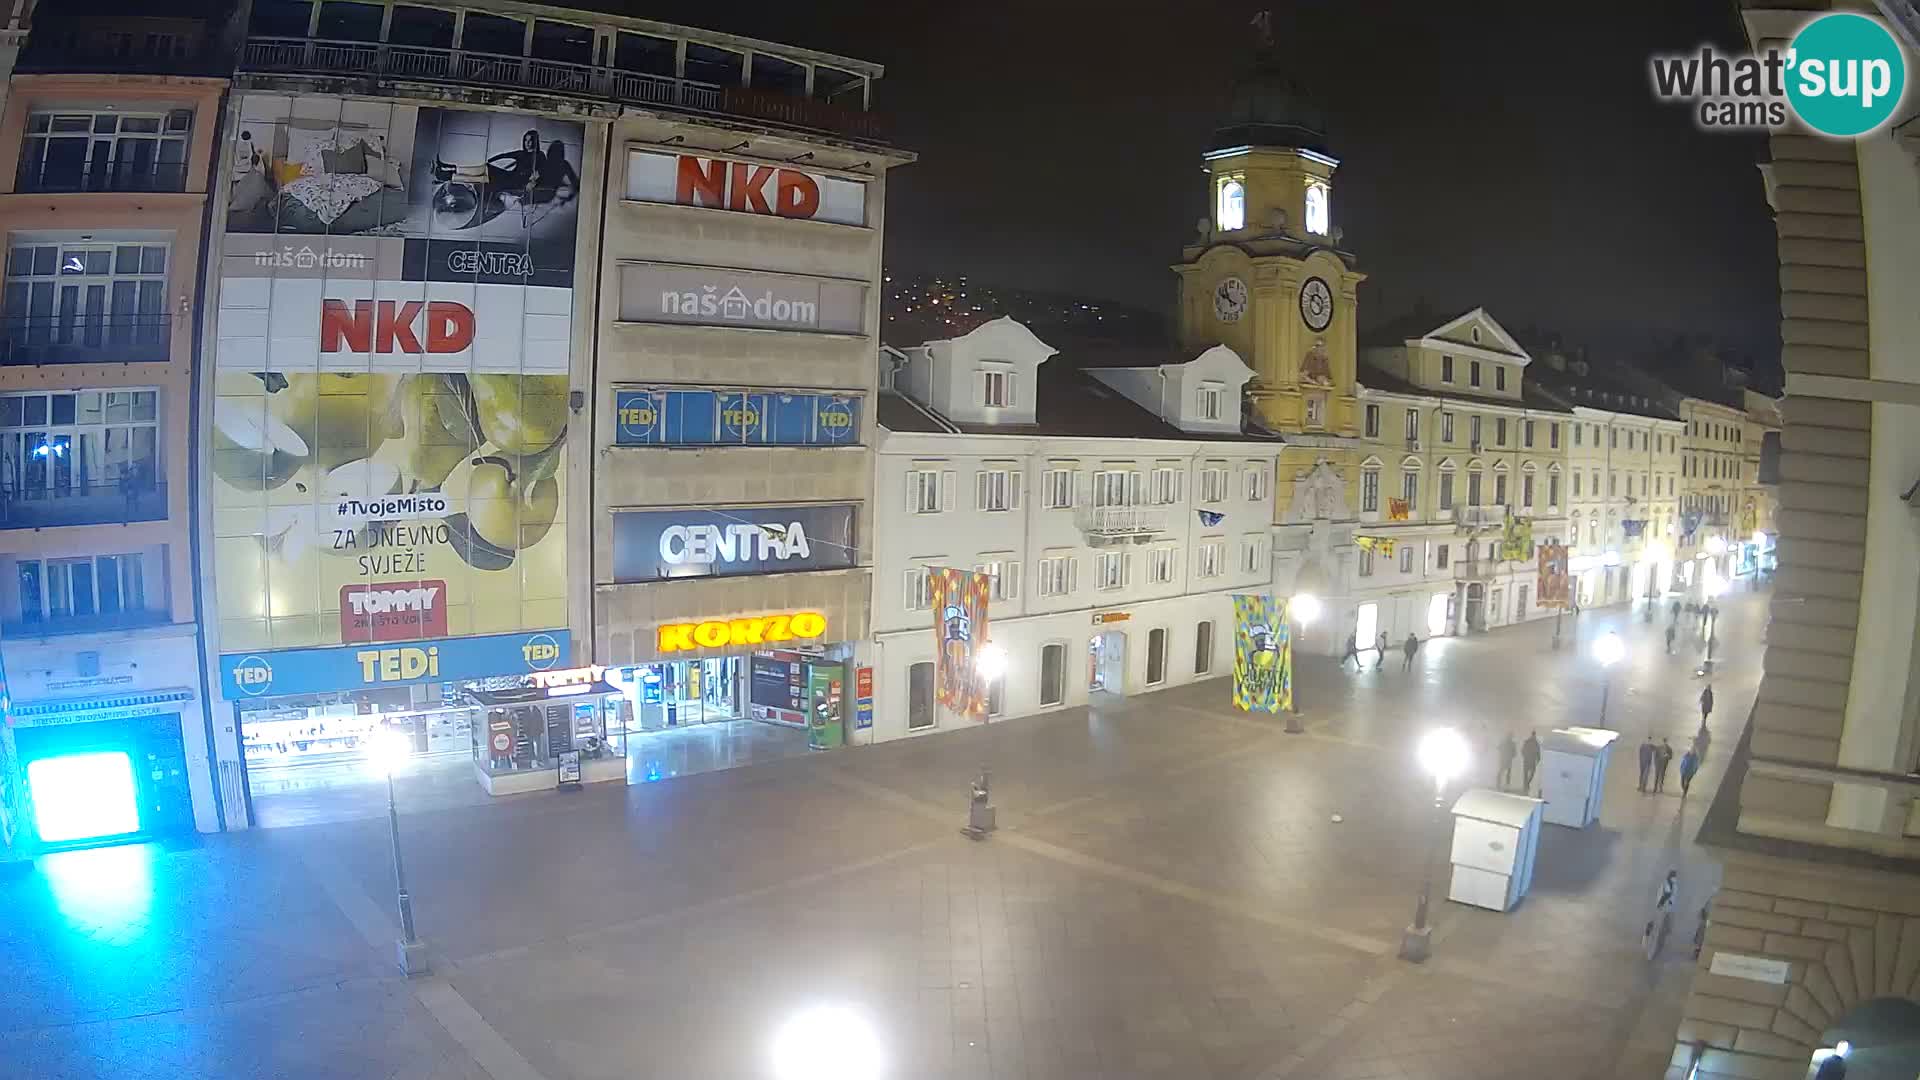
[1499,513,1534,562]
[929,568,992,720]
[1231,594,1293,714]
[1537,541,1570,608]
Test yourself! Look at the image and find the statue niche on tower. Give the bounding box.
[1300,338,1334,387]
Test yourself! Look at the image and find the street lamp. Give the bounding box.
[1699,579,1726,676]
[771,1005,883,1080]
[1593,631,1625,727]
[1286,593,1321,734]
[1400,726,1469,963]
[367,728,426,974]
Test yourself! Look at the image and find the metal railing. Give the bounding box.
[1,481,167,529]
[1,314,170,365]
[1452,505,1504,529]
[240,37,884,142]
[1076,505,1171,538]
[1,607,171,640]
[15,159,189,194]
[1453,556,1501,581]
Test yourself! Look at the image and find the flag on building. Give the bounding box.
[1537,541,1571,608]
[1231,594,1292,713]
[1355,535,1398,557]
[929,567,992,720]
[1387,497,1410,521]
[1499,513,1533,561]
[1197,509,1224,527]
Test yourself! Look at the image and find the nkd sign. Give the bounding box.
[619,264,866,334]
[610,504,858,583]
[627,150,868,227]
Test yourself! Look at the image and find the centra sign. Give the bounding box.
[657,611,828,652]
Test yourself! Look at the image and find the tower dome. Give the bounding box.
[1212,14,1328,153]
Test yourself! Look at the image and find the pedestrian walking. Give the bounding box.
[1692,900,1711,959]
[1670,598,1681,623]
[1645,869,1679,960]
[1342,632,1360,671]
[1653,737,1675,793]
[1637,736,1655,793]
[1375,632,1388,671]
[1496,732,1517,789]
[1699,683,1715,724]
[1402,633,1419,672]
[1679,747,1700,799]
[1692,724,1712,765]
[1664,623,1676,655]
[1520,730,1541,793]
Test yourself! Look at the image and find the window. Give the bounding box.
[1494,473,1508,505]
[531,19,593,64]
[975,554,1021,601]
[1244,466,1269,502]
[1037,552,1077,596]
[13,551,146,625]
[1195,622,1214,675]
[1404,409,1419,442]
[986,671,1006,718]
[1574,472,1583,497]
[1041,467,1075,509]
[613,31,676,74]
[1363,404,1380,438]
[1199,466,1230,504]
[1610,428,1618,449]
[1523,474,1535,507]
[1358,547,1374,577]
[20,110,192,192]
[2,389,162,527]
[1550,423,1560,449]
[981,368,1014,408]
[902,565,938,611]
[462,11,527,55]
[1196,538,1224,578]
[1470,416,1483,447]
[907,468,946,514]
[1361,468,1380,513]
[1218,178,1246,231]
[908,662,935,730]
[1441,356,1455,383]
[750,53,807,95]
[975,466,1022,512]
[1399,547,1414,574]
[1436,544,1450,568]
[1573,424,1583,447]
[684,42,745,86]
[1549,474,1561,506]
[1593,424,1601,445]
[1401,470,1418,509]
[1147,545,1178,584]
[1495,366,1507,392]
[1146,627,1168,686]
[1093,469,1138,507]
[1040,643,1066,706]
[1096,551,1128,590]
[1304,392,1326,428]
[1240,534,1266,573]
[1468,470,1483,505]
[5,242,170,360]
[1197,383,1224,421]
[1470,360,1482,388]
[1608,474,1616,496]
[1441,412,1455,443]
[1148,467,1183,505]
[1523,420,1535,448]
[1495,418,1508,446]
[1438,469,1455,510]
[1304,182,1330,235]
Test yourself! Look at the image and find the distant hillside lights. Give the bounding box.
[661,285,819,328]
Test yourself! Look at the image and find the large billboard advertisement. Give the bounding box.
[211,95,583,661]
[625,150,869,226]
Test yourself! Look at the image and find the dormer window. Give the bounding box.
[1197,381,1225,421]
[1217,178,1245,232]
[981,366,1014,408]
[1304,181,1329,235]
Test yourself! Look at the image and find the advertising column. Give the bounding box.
[208,95,582,699]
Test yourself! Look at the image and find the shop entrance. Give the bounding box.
[623,657,743,730]
[1089,631,1126,694]
[1427,592,1452,637]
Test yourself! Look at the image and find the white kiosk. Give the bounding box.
[1447,789,1544,912]
[1538,726,1620,828]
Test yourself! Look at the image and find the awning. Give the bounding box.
[9,687,197,726]
[465,682,620,707]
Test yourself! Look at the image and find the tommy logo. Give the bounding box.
[340,581,448,642]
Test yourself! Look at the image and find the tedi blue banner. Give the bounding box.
[220,629,570,699]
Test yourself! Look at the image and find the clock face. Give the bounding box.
[1299,277,1334,331]
[1213,277,1248,323]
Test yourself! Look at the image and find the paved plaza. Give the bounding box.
[0,589,1774,1080]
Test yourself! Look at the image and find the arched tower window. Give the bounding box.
[1304,181,1330,235]
[1218,179,1245,231]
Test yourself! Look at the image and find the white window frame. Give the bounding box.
[1239,533,1266,574]
[1196,537,1225,579]
[975,464,1023,512]
[1196,382,1224,421]
[1148,466,1183,506]
[1199,464,1230,504]
[907,466,952,514]
[1400,469,1418,510]
[1092,468,1139,508]
[20,108,193,191]
[1217,177,1245,231]
[1438,468,1456,511]
[1036,551,1077,597]
[1244,465,1269,502]
[1096,550,1129,591]
[903,562,942,612]
[980,366,1014,408]
[1358,547,1374,577]
[1146,544,1178,585]
[1399,547,1414,574]
[1364,404,1380,438]
[974,553,1022,601]
[1360,467,1380,513]
[1040,466,1075,509]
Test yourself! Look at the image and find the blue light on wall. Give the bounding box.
[28,751,141,844]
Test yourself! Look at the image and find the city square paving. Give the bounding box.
[0,589,1770,1079]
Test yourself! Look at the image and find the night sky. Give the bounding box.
[641,1,1780,369]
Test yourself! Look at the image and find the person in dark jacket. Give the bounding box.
[1679,747,1700,799]
[1342,632,1360,671]
[1664,623,1677,655]
[1653,738,1675,793]
[1402,633,1420,671]
[1637,736,1656,793]
[1375,632,1389,671]
[1699,683,1715,724]
[1520,730,1542,792]
[1497,732,1517,790]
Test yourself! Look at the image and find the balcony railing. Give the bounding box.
[16,19,225,76]
[1,314,170,365]
[2,481,167,530]
[1076,505,1171,541]
[2,607,172,640]
[1452,505,1504,530]
[15,159,189,195]
[1453,557,1500,581]
[240,37,886,143]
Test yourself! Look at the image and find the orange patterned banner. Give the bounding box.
[930,567,992,720]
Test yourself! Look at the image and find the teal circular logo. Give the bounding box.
[1786,13,1907,137]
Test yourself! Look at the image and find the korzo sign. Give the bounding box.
[611,504,858,583]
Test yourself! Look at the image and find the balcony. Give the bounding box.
[15,17,226,77]
[1452,505,1504,531]
[1453,556,1500,581]
[2,481,167,530]
[1,314,170,365]
[1,607,172,640]
[15,159,189,195]
[1076,505,1171,544]
[239,38,887,144]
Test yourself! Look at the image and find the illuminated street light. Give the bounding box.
[369,725,425,974]
[974,641,1007,680]
[1705,535,1728,556]
[772,1005,883,1080]
[1290,593,1321,625]
[1285,593,1320,734]
[1400,726,1469,963]
[1593,632,1625,727]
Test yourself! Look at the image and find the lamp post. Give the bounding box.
[1400,726,1468,963]
[1698,579,1725,677]
[368,729,427,974]
[1592,631,1625,728]
[964,642,1008,839]
[1286,593,1321,734]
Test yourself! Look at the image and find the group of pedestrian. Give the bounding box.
[1632,684,1716,799]
[1341,631,1421,673]
[1494,729,1541,794]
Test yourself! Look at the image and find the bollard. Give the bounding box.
[962,766,996,840]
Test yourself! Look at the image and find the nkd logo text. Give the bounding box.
[1650,13,1907,136]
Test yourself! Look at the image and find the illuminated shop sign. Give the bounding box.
[657,611,828,652]
[626,150,868,226]
[618,264,866,334]
[219,630,568,698]
[611,504,857,583]
[614,389,860,447]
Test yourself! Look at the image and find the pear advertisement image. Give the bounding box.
[211,95,582,654]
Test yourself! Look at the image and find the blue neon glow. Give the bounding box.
[28,751,140,843]
[41,844,156,934]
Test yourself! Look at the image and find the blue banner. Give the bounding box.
[220,630,570,699]
[614,389,859,447]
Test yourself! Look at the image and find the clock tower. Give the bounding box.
[1172,22,1364,439]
